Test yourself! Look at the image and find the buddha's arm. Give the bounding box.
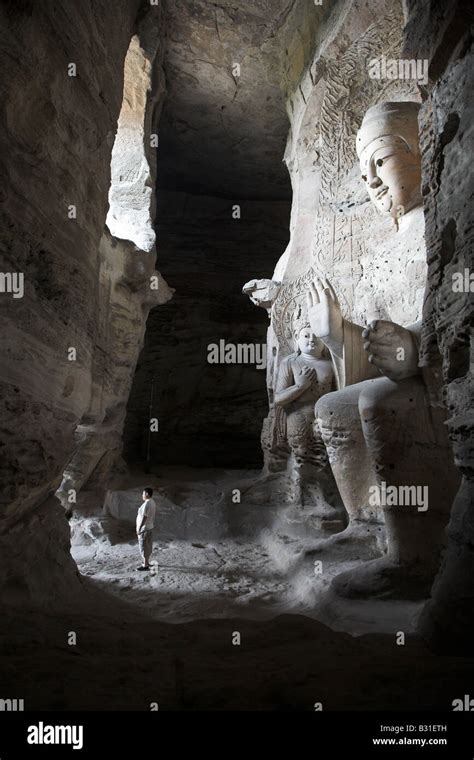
[406,321,422,350]
[318,323,344,358]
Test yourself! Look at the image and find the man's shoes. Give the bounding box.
[136,566,150,571]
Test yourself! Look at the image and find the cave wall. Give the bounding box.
[401,0,474,650]
[157,0,323,200]
[56,11,174,513]
[0,0,169,607]
[123,191,290,469]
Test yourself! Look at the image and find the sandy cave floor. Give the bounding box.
[2,466,474,711]
[71,467,424,637]
[73,538,291,623]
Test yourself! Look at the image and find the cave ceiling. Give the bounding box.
[157,0,300,200]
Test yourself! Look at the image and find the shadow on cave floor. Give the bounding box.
[1,583,474,711]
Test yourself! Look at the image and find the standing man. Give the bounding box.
[136,487,157,571]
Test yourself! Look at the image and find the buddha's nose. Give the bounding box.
[369,176,382,189]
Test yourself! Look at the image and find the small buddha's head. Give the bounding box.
[356,101,422,220]
[294,323,323,358]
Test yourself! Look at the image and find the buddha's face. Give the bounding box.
[297,327,322,357]
[359,135,421,219]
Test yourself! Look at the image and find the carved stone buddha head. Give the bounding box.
[356,101,422,220]
[294,323,324,358]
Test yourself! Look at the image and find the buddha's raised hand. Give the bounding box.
[307,277,343,351]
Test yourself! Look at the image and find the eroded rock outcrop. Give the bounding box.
[56,231,173,514]
[0,0,170,607]
[402,0,474,651]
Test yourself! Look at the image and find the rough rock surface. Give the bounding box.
[106,35,157,252]
[56,231,173,512]
[0,0,138,515]
[402,0,474,651]
[0,0,170,605]
[158,0,323,199]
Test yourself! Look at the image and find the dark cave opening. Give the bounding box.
[123,193,291,469]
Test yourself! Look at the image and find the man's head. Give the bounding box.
[356,101,422,220]
[142,487,153,500]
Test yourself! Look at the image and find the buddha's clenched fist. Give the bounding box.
[362,320,419,381]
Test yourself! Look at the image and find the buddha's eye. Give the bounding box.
[376,158,383,167]
[361,175,367,182]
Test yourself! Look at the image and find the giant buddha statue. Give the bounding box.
[307,102,460,599]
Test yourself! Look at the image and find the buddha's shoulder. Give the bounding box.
[281,352,299,368]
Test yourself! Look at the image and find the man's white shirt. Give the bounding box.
[136,498,157,534]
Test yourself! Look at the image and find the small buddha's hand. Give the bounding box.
[362,320,419,380]
[307,277,343,346]
[295,366,317,390]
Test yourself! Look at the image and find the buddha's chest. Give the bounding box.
[354,216,427,325]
